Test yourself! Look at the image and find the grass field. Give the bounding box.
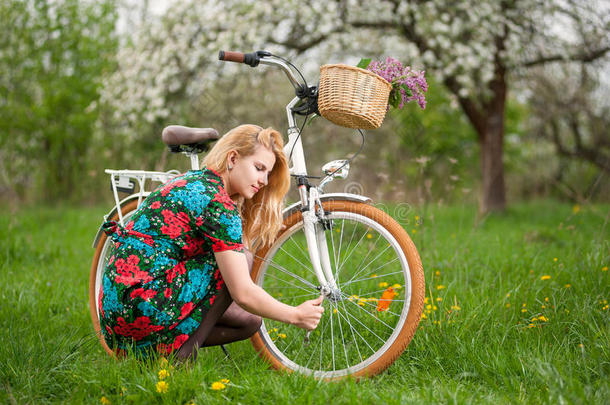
[0,200,608,404]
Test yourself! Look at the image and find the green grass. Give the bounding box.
[0,200,608,404]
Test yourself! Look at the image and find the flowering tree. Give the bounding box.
[102,0,609,212]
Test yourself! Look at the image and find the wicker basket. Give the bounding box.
[318,64,391,130]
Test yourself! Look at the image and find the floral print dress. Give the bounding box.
[98,168,244,356]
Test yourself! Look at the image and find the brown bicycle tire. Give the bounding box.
[88,199,140,357]
[250,200,425,379]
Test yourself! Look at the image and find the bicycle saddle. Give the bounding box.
[161,125,220,153]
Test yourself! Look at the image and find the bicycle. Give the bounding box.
[89,50,425,380]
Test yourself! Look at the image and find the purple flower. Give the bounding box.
[367,57,428,110]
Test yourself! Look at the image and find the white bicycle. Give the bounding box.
[89,51,425,379]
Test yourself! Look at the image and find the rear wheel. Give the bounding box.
[88,200,139,356]
[250,200,425,379]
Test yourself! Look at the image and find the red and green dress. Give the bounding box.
[98,168,244,356]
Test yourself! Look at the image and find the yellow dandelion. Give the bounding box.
[392,283,402,289]
[572,204,580,214]
[100,396,111,405]
[528,323,536,328]
[578,343,584,348]
[158,369,169,380]
[433,305,438,311]
[436,297,443,302]
[435,271,441,277]
[538,316,548,322]
[210,382,226,391]
[415,215,420,221]
[412,229,417,234]
[521,309,527,313]
[541,305,546,309]
[436,285,445,290]
[544,297,549,302]
[378,282,388,288]
[450,305,460,311]
[278,333,287,339]
[371,274,378,278]
[366,233,373,239]
[505,303,511,308]
[426,304,432,310]
[602,266,608,272]
[553,258,558,262]
[333,308,337,314]
[358,301,365,306]
[220,379,230,384]
[421,313,427,319]
[603,305,609,310]
[565,284,571,288]
[156,381,169,394]
[424,297,430,304]
[540,275,551,281]
[506,293,511,298]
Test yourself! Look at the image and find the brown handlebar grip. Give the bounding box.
[219,50,245,63]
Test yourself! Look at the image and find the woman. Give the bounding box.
[98,124,324,360]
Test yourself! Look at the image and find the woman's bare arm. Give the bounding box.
[215,250,324,330]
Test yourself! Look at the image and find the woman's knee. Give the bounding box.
[244,313,262,336]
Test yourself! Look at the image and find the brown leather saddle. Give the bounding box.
[161,125,220,153]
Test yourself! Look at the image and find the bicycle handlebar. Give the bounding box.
[218,50,306,93]
[219,50,272,67]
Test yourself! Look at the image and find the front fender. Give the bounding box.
[282,192,372,218]
[91,192,150,248]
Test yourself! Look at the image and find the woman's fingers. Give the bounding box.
[295,295,326,330]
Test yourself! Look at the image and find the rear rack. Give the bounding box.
[106,169,180,224]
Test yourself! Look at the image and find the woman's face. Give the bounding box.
[226,144,276,200]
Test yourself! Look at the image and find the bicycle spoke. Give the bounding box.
[277,244,318,279]
[342,243,392,288]
[286,236,315,271]
[331,301,350,369]
[255,254,318,289]
[336,224,372,281]
[331,219,345,281]
[336,220,358,277]
[341,266,401,288]
[334,301,375,361]
[344,231,383,282]
[262,272,317,295]
[339,299,364,362]
[330,301,335,371]
[334,301,378,354]
[343,296,399,329]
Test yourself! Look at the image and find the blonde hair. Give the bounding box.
[202,124,290,249]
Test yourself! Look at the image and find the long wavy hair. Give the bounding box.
[202,124,290,250]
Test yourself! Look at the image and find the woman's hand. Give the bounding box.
[293,296,325,330]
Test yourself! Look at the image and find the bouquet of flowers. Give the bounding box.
[357,57,428,110]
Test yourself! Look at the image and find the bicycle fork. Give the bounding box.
[300,185,340,345]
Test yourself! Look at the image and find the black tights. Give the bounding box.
[175,251,261,361]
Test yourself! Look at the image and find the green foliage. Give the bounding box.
[0,201,608,403]
[356,58,372,69]
[0,0,118,202]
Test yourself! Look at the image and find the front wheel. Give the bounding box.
[88,200,139,356]
[250,200,425,379]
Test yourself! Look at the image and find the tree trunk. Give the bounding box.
[479,115,506,213]
[455,44,508,214]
